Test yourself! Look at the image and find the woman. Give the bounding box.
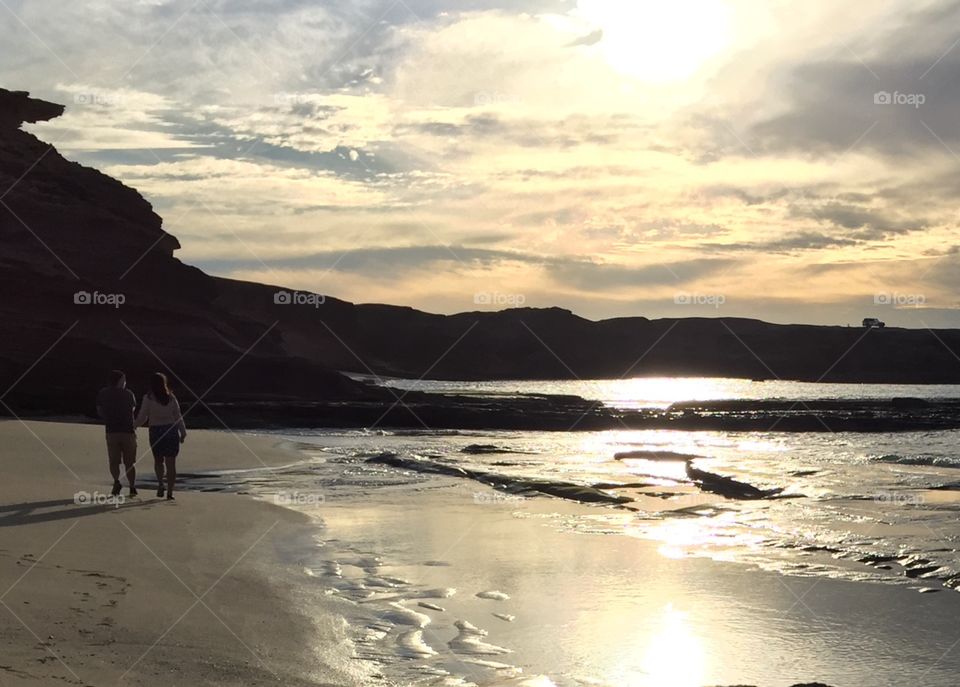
[135,372,187,500]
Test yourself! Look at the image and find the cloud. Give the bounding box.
[746,2,960,158]
[196,245,528,275]
[546,258,737,290]
[197,246,736,294]
[789,202,929,240]
[714,233,861,253]
[4,0,959,324]
[566,28,603,48]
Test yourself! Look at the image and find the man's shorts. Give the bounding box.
[106,433,137,468]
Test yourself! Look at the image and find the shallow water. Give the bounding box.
[259,425,960,592]
[346,374,960,409]
[201,377,960,684]
[247,462,960,686]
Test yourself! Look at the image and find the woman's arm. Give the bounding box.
[174,398,187,441]
[134,395,149,427]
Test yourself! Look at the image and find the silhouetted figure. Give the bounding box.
[135,372,187,500]
[96,370,138,497]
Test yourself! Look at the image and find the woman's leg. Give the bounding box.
[154,458,165,494]
[164,455,176,499]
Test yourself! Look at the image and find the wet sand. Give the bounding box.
[276,442,960,687]
[0,419,366,686]
[5,419,960,686]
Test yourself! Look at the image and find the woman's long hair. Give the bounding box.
[150,372,173,406]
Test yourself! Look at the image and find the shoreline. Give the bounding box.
[7,420,960,685]
[262,438,960,687]
[210,431,960,686]
[0,419,366,686]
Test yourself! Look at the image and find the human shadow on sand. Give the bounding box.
[0,496,157,527]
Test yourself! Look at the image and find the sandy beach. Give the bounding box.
[0,419,365,687]
[7,419,960,686]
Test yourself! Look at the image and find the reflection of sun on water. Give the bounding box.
[601,377,744,409]
[639,604,707,686]
[651,517,723,559]
[645,513,765,561]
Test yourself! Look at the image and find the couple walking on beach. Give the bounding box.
[96,370,187,501]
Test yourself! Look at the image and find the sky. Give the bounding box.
[2,0,959,327]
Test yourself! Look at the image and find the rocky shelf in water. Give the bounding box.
[51,394,959,433]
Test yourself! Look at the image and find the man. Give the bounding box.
[96,370,138,497]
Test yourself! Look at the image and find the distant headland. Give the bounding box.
[2,88,960,428]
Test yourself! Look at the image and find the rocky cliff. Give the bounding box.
[2,88,960,420]
[0,88,371,413]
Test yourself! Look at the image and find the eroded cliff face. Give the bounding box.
[0,88,64,126]
[0,88,179,278]
[0,89,368,411]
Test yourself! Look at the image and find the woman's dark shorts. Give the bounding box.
[149,424,180,460]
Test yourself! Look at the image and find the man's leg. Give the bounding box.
[106,435,122,494]
[121,434,137,493]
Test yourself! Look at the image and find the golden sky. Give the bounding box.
[4,0,959,326]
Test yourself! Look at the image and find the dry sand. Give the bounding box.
[0,419,363,687]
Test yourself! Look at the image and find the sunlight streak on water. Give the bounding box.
[638,604,707,687]
[349,374,960,410]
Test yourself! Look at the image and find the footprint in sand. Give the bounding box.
[417,587,457,599]
[448,620,511,656]
[365,575,410,588]
[476,590,510,601]
[418,602,445,612]
[396,629,438,658]
[320,561,342,577]
[378,602,432,628]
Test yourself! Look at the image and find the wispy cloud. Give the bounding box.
[4,0,959,325]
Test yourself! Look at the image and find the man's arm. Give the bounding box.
[95,390,105,420]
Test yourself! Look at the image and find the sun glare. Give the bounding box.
[575,0,733,83]
[639,604,708,686]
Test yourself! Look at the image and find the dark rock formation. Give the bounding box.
[188,396,960,432]
[0,88,376,413]
[2,88,960,426]
[366,452,633,504]
[685,463,782,499]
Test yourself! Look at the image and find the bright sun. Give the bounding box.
[575,0,734,83]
